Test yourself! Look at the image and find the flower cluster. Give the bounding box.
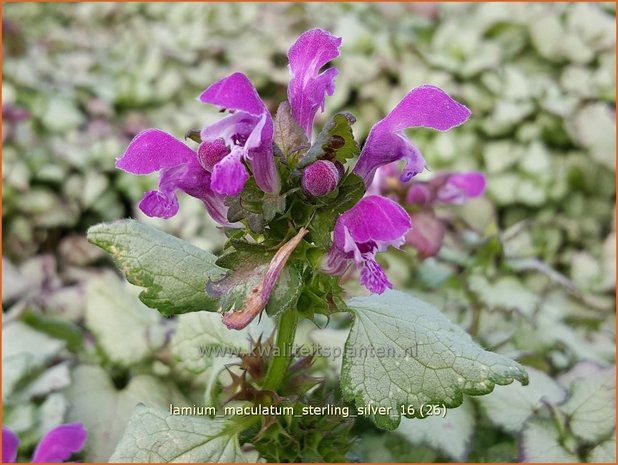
[116,28,470,294]
[371,164,486,258]
[2,424,87,463]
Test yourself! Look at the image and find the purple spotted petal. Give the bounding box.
[201,111,259,143]
[354,85,471,186]
[434,171,486,204]
[2,427,19,463]
[115,129,195,175]
[199,73,279,194]
[360,256,393,294]
[197,139,230,172]
[31,423,87,463]
[327,195,411,294]
[288,28,342,137]
[405,210,445,258]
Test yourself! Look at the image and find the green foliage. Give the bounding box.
[207,242,303,317]
[85,275,167,366]
[253,400,355,462]
[297,112,360,169]
[224,179,282,233]
[342,291,528,430]
[2,322,66,402]
[396,399,476,461]
[87,219,227,316]
[273,101,309,160]
[109,405,249,463]
[310,173,365,249]
[476,367,567,433]
[170,311,272,375]
[65,366,183,462]
[560,365,615,444]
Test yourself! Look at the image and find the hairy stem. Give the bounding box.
[263,309,298,391]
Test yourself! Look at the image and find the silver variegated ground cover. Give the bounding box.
[2,2,615,463]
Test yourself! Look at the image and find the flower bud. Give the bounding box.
[406,183,432,205]
[197,139,230,172]
[301,160,341,197]
[405,210,445,258]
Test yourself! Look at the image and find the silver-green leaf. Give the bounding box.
[86,274,166,366]
[87,219,227,316]
[109,405,248,463]
[520,418,579,462]
[477,366,567,433]
[342,290,529,430]
[396,398,475,461]
[65,365,185,462]
[560,365,615,443]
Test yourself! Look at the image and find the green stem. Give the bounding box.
[469,303,482,338]
[466,288,483,338]
[263,309,298,391]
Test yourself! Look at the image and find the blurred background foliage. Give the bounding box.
[2,2,616,463]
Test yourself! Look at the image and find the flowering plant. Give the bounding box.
[88,29,528,462]
[2,424,87,463]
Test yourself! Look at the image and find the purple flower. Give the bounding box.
[116,129,230,224]
[404,171,487,206]
[405,210,445,259]
[405,183,432,205]
[288,28,342,138]
[301,160,342,197]
[2,424,87,463]
[324,196,411,294]
[2,428,18,463]
[432,171,486,204]
[368,167,486,258]
[404,171,486,258]
[354,85,471,186]
[199,72,280,196]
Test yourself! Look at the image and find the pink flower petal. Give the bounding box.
[327,196,411,294]
[354,86,470,186]
[434,171,486,204]
[288,29,342,137]
[115,129,195,175]
[31,423,87,463]
[405,210,446,258]
[2,427,19,463]
[199,73,280,194]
